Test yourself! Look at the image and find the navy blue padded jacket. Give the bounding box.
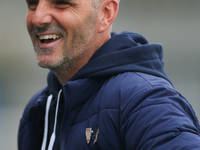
[18,32,200,150]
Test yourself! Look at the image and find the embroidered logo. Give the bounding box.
[86,128,93,144]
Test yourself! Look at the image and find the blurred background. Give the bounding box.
[0,0,200,149]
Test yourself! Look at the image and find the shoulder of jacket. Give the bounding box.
[96,72,173,110]
[104,72,173,95]
[101,72,181,113]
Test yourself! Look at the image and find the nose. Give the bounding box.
[32,1,52,27]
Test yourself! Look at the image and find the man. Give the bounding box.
[18,0,200,149]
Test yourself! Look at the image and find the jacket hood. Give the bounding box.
[70,31,171,83]
[47,31,172,94]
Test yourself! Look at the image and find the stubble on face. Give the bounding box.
[30,9,98,76]
[31,24,67,68]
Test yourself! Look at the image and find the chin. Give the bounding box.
[37,56,54,68]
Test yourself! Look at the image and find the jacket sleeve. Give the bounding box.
[120,85,200,150]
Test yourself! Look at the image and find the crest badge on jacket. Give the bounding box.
[86,128,93,144]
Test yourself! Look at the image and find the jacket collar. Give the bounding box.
[62,77,107,113]
[47,71,107,112]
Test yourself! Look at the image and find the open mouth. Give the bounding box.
[39,34,62,44]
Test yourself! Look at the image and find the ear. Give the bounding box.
[98,0,119,33]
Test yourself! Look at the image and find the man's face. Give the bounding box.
[26,0,98,71]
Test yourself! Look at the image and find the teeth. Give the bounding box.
[39,34,61,40]
[53,35,57,39]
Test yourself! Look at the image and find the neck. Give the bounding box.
[51,55,87,84]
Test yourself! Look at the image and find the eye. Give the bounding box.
[27,0,38,10]
[54,1,70,9]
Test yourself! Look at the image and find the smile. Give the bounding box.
[39,34,62,44]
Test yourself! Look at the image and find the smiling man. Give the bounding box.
[18,0,200,150]
[26,0,114,83]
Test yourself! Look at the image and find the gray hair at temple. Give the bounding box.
[91,0,120,9]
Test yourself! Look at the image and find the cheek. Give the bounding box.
[55,12,82,29]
